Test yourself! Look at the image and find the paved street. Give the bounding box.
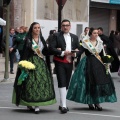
[0,57,120,120]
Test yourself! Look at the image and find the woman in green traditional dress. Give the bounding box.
[67,28,117,111]
[12,22,56,114]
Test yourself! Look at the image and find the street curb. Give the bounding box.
[0,78,14,83]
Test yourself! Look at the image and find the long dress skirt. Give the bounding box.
[67,56,117,104]
[12,55,56,106]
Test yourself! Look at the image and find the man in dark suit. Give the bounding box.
[98,27,119,72]
[49,19,80,113]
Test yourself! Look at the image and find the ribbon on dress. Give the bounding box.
[83,39,103,64]
[32,39,43,58]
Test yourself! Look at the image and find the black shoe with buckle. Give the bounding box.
[59,106,69,111]
[60,107,68,114]
[35,110,39,114]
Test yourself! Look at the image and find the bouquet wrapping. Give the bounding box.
[102,55,114,74]
[17,60,35,85]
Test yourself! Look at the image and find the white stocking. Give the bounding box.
[35,106,40,111]
[59,87,67,108]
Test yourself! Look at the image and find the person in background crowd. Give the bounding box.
[2,28,16,74]
[15,26,27,59]
[49,19,80,114]
[46,29,56,75]
[79,27,89,43]
[75,27,89,68]
[98,27,109,45]
[9,28,16,74]
[25,27,29,33]
[12,22,56,114]
[0,25,3,55]
[14,27,20,62]
[98,27,119,72]
[67,28,117,111]
[15,27,20,35]
[46,30,56,45]
[109,30,115,44]
[113,31,120,55]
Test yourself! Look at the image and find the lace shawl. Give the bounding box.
[82,36,104,54]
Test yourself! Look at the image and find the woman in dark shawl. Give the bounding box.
[12,22,56,114]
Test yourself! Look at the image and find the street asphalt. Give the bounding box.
[0,57,120,120]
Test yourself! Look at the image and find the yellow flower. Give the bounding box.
[106,55,111,58]
[18,60,35,70]
[80,43,82,46]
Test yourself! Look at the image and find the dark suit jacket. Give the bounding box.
[49,31,80,60]
[2,35,16,52]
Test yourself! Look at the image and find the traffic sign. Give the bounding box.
[56,0,67,7]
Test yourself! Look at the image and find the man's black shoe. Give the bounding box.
[35,111,39,114]
[59,106,69,111]
[10,71,14,74]
[60,107,68,114]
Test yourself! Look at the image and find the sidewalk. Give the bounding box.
[0,56,55,83]
[1,55,119,83]
[0,57,18,83]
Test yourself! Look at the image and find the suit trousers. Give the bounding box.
[54,61,73,89]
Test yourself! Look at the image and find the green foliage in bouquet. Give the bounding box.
[102,55,114,63]
[17,60,35,85]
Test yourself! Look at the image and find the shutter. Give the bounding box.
[89,7,110,36]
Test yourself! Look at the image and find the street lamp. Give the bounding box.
[56,0,67,32]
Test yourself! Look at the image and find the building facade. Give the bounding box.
[11,0,34,28]
[90,0,120,35]
[34,0,89,39]
[2,0,120,38]
[2,0,89,39]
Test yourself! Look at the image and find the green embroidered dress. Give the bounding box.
[12,36,56,106]
[67,38,117,104]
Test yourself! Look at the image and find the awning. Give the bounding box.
[0,18,6,26]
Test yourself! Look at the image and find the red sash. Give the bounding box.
[54,56,72,63]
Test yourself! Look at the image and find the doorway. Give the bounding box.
[76,24,83,41]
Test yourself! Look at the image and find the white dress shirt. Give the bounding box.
[63,33,72,62]
[64,33,71,51]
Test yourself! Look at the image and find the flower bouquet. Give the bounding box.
[17,60,35,85]
[102,55,114,63]
[102,55,114,74]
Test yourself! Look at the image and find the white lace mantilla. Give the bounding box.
[82,36,103,54]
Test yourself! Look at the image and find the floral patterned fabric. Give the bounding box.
[67,56,117,104]
[12,55,56,106]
